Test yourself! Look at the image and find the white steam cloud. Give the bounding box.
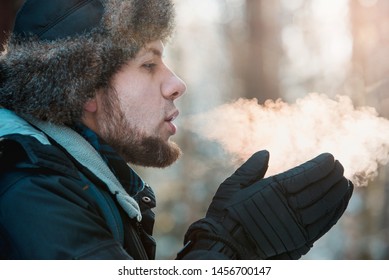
[185,93,389,187]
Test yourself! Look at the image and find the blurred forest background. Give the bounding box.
[1,0,388,259]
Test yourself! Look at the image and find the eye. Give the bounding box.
[142,63,157,72]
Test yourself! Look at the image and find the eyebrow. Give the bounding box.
[139,47,163,59]
[149,47,163,57]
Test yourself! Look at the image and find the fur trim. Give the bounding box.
[0,0,175,124]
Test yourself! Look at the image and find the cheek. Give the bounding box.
[113,84,163,132]
[120,101,160,133]
[116,82,156,113]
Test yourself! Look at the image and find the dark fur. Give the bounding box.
[0,0,175,124]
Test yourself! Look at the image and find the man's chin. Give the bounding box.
[118,137,182,168]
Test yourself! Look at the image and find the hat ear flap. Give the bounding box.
[0,37,104,124]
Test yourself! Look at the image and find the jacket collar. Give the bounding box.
[0,108,143,222]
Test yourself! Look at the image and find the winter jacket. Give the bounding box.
[0,109,156,259]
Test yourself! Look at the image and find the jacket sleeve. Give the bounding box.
[0,169,133,260]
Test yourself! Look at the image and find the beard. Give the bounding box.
[97,89,182,168]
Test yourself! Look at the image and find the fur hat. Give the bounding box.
[0,0,175,124]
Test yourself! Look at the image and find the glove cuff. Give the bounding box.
[177,219,253,260]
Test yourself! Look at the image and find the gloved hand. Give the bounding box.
[177,150,353,260]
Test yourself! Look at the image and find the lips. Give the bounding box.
[166,110,179,122]
[165,110,179,135]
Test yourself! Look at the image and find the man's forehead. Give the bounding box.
[138,41,164,58]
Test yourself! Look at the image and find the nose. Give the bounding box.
[162,68,187,101]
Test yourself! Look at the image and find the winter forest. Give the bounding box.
[1,0,388,259]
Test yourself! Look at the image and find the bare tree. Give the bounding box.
[243,0,281,102]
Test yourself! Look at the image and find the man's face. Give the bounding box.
[91,40,187,167]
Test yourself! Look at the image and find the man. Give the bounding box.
[0,0,353,259]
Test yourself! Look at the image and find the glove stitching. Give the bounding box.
[249,192,286,255]
[272,178,308,240]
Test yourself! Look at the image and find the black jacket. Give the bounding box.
[0,129,156,259]
[0,109,232,260]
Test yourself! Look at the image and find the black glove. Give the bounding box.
[178,151,353,259]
